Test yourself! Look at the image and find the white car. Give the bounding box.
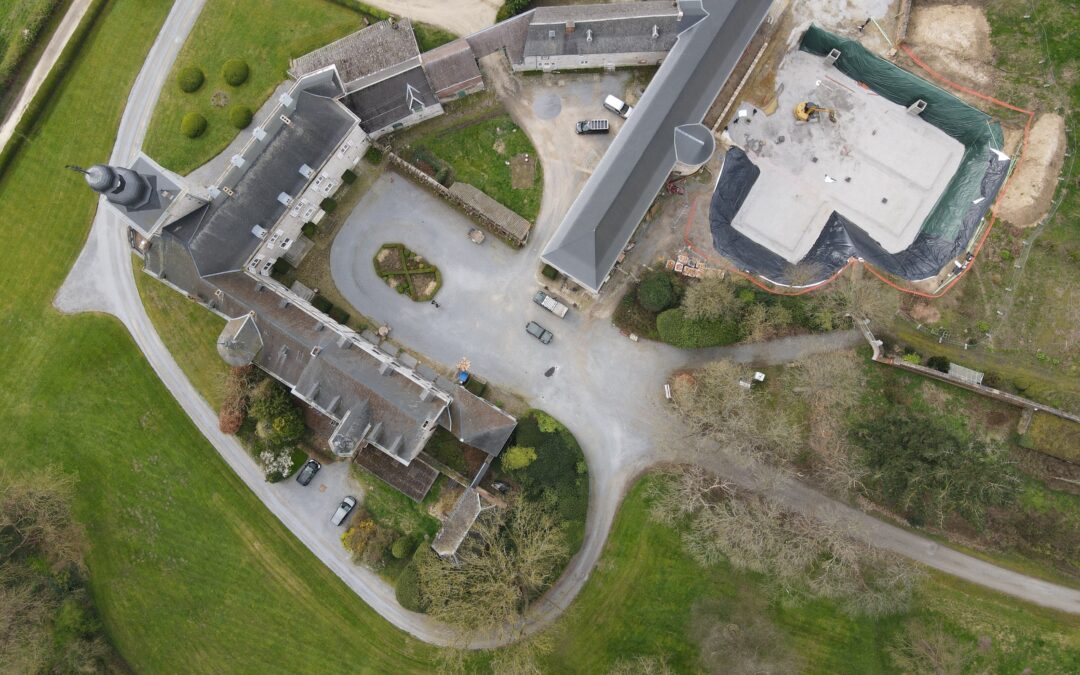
[331,496,357,526]
[603,94,634,119]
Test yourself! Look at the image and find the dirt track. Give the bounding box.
[361,0,499,36]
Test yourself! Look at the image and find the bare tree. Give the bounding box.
[697,612,799,675]
[682,277,738,321]
[784,260,826,288]
[0,468,84,571]
[646,467,734,526]
[810,267,900,328]
[888,620,976,675]
[418,498,567,639]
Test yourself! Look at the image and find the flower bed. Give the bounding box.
[372,243,441,302]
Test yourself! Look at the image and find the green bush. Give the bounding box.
[637,272,676,313]
[180,112,207,138]
[321,197,337,213]
[228,105,253,129]
[395,560,425,612]
[176,65,205,93]
[496,0,534,21]
[341,169,357,185]
[541,264,559,280]
[311,294,332,314]
[512,412,588,528]
[391,536,415,560]
[502,446,537,471]
[329,307,350,325]
[301,222,318,238]
[248,379,292,421]
[434,166,451,185]
[927,356,950,373]
[364,146,383,164]
[221,58,250,86]
[901,353,921,364]
[656,308,742,348]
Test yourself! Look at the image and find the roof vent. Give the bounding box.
[279,114,293,127]
[586,29,593,43]
[548,30,556,40]
[310,346,321,357]
[652,24,659,39]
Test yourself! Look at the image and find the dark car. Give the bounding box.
[295,458,321,486]
[526,321,553,344]
[575,119,610,135]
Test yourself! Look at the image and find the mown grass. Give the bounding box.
[0,0,68,116]
[143,0,363,175]
[0,1,443,670]
[543,476,1080,673]
[409,114,543,221]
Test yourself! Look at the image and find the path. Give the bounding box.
[51,0,1080,655]
[0,0,94,153]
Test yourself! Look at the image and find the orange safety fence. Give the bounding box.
[683,44,1036,300]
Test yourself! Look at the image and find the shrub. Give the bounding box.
[180,112,207,138]
[533,411,564,434]
[391,536,415,559]
[311,294,332,314]
[248,379,291,421]
[228,105,253,129]
[637,272,676,312]
[502,446,537,471]
[901,353,921,364]
[342,519,377,561]
[329,307,350,325]
[656,308,742,348]
[513,413,589,527]
[395,560,425,612]
[341,169,357,184]
[983,370,1003,389]
[320,197,337,213]
[497,0,534,21]
[364,146,383,164]
[221,58,250,86]
[541,264,559,280]
[927,356,950,373]
[434,166,451,185]
[176,65,205,93]
[270,412,305,444]
[218,365,252,434]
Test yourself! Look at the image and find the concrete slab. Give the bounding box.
[724,49,964,262]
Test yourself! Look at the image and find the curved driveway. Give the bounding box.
[52,0,1080,653]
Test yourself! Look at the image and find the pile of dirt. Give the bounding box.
[905,4,997,88]
[997,113,1067,228]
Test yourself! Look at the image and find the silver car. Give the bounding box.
[331,496,357,526]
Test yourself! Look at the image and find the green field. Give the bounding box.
[542,476,1080,673]
[0,1,442,670]
[142,0,363,175]
[0,0,64,94]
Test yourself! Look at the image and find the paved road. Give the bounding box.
[51,0,1080,654]
[0,0,94,153]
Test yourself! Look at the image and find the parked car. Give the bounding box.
[331,496,357,526]
[525,321,553,344]
[603,94,634,119]
[533,290,569,317]
[492,481,511,494]
[295,458,321,486]
[575,119,610,135]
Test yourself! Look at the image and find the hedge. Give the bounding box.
[176,65,205,93]
[395,560,424,612]
[637,271,676,312]
[497,0,534,21]
[320,197,337,213]
[221,58,249,86]
[311,294,333,314]
[541,264,559,280]
[180,112,208,138]
[341,169,357,184]
[656,308,742,349]
[228,105,253,129]
[329,306,350,325]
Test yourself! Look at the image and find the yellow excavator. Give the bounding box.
[794,101,837,123]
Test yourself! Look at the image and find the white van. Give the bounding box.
[603,94,634,119]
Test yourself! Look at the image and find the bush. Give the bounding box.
[434,166,451,185]
[927,356,950,373]
[228,105,253,129]
[502,446,537,471]
[180,112,207,138]
[341,169,357,184]
[391,536,415,559]
[248,379,292,421]
[395,560,425,612]
[342,519,377,561]
[364,146,383,164]
[320,197,337,213]
[221,58,249,86]
[541,264,559,280]
[329,307,350,325]
[512,412,589,528]
[176,65,205,93]
[656,308,742,348]
[311,294,332,314]
[637,272,676,312]
[496,0,534,21]
[901,353,921,364]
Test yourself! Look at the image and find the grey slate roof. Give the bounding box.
[465,10,534,64]
[524,1,682,58]
[343,65,439,134]
[432,488,482,557]
[217,313,263,367]
[167,90,355,277]
[445,390,517,457]
[289,18,419,87]
[541,0,771,292]
[421,39,483,94]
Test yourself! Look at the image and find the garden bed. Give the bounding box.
[372,243,441,302]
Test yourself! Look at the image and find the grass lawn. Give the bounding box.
[542,476,1080,673]
[408,114,543,221]
[142,0,363,175]
[0,0,69,118]
[1021,412,1080,463]
[0,0,446,670]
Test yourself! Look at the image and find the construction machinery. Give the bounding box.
[794,101,837,123]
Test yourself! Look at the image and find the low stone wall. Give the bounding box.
[383,150,528,247]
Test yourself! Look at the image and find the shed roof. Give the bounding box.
[432,488,482,557]
[421,39,482,94]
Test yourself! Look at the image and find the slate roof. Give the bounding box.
[343,66,439,134]
[166,91,355,277]
[217,313,263,367]
[421,39,482,94]
[446,390,517,457]
[524,1,682,58]
[432,488,482,557]
[289,18,420,87]
[541,0,771,292]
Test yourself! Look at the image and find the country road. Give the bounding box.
[51,0,1080,654]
